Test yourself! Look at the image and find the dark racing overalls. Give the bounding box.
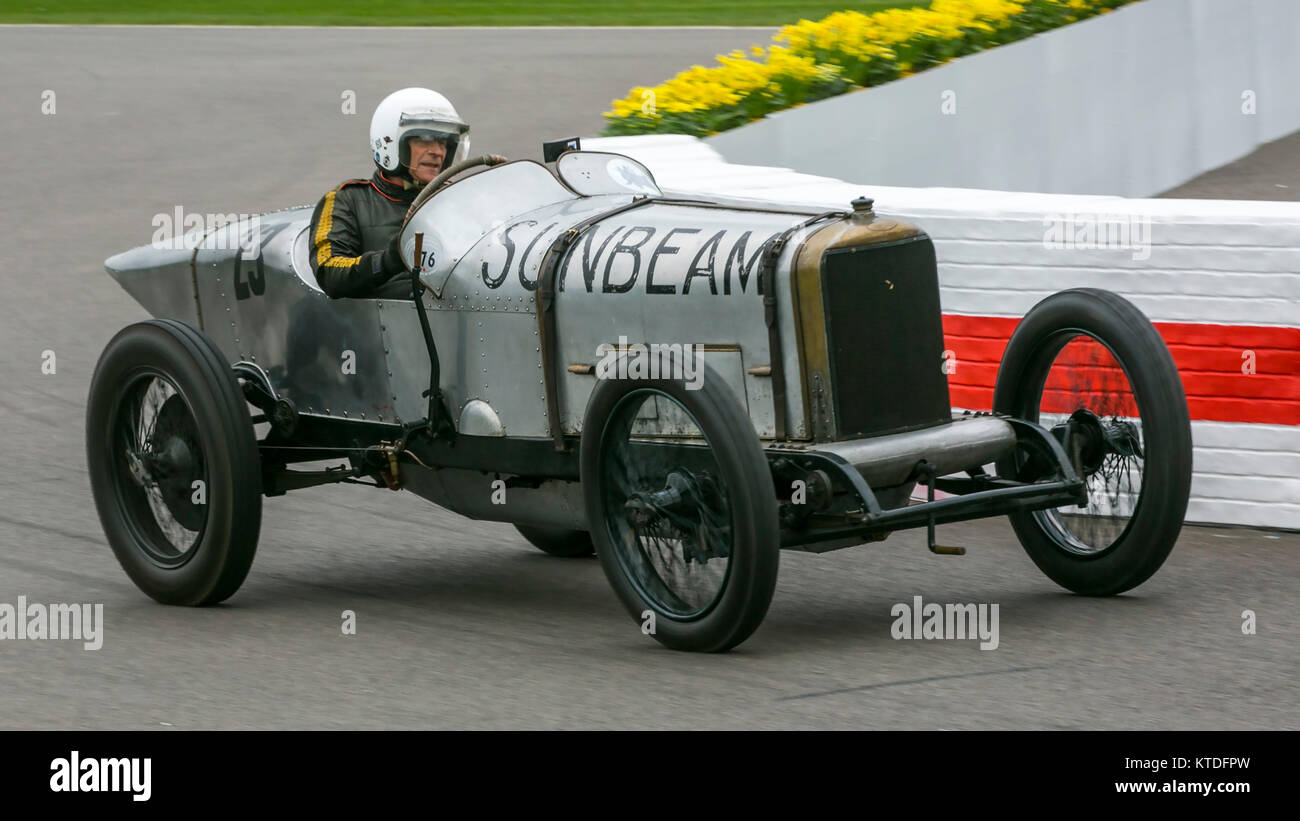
[308,170,420,299]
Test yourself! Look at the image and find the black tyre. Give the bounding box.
[581,363,779,652]
[514,524,595,558]
[87,319,263,606]
[993,288,1192,595]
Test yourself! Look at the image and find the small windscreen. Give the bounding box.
[556,151,661,197]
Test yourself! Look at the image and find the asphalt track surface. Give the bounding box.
[0,26,1296,730]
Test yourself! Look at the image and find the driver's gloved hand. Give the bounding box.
[381,229,408,276]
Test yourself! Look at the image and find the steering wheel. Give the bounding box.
[403,154,509,228]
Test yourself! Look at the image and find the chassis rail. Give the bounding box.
[774,417,1088,549]
[240,359,1092,551]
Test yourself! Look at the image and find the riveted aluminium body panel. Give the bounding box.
[549,203,809,439]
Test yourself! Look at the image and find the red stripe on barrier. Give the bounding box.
[941,315,1300,425]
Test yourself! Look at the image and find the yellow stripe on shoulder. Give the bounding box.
[314,190,338,267]
[313,190,362,269]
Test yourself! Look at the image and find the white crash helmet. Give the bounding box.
[369,87,471,175]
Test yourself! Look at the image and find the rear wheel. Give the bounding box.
[581,365,779,652]
[87,320,263,605]
[514,524,594,558]
[993,289,1191,595]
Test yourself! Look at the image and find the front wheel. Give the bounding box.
[581,363,779,652]
[86,319,263,606]
[993,288,1192,596]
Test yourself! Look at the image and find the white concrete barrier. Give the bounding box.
[702,0,1300,198]
[586,134,1300,531]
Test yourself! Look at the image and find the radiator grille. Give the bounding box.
[820,236,951,439]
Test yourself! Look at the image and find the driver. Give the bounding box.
[308,87,471,299]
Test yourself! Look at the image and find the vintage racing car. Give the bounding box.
[90,148,1193,651]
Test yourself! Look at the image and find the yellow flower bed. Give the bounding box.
[603,0,1134,136]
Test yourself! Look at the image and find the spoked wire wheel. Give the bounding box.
[599,390,733,619]
[111,370,208,566]
[1030,334,1146,555]
[994,289,1191,595]
[87,319,263,606]
[581,361,779,652]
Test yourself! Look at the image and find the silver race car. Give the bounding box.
[89,148,1192,651]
